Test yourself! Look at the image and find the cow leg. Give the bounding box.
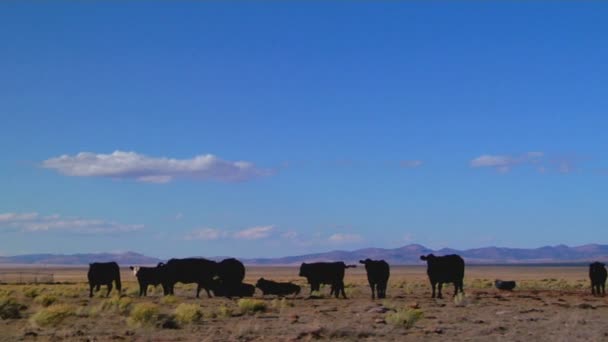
[196,284,202,298]
[369,281,375,300]
[602,283,605,296]
[106,283,113,297]
[592,284,596,296]
[379,282,386,299]
[95,284,101,292]
[89,284,94,298]
[430,282,436,298]
[205,288,212,298]
[340,281,347,299]
[437,283,443,299]
[453,282,459,297]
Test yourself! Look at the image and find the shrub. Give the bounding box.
[386,308,423,329]
[0,298,26,319]
[23,287,41,298]
[238,299,266,315]
[30,304,76,327]
[174,303,202,325]
[271,298,293,312]
[217,305,233,318]
[35,294,58,307]
[160,295,178,305]
[453,293,471,307]
[128,303,159,327]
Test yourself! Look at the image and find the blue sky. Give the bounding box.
[1,3,607,258]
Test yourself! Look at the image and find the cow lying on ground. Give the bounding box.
[589,261,607,296]
[359,259,390,299]
[211,279,255,298]
[88,262,121,298]
[129,263,165,296]
[299,262,356,299]
[494,279,516,291]
[256,278,301,297]
[420,254,464,299]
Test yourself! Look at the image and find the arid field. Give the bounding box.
[1,265,607,341]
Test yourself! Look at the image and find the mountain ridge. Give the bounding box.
[2,244,608,266]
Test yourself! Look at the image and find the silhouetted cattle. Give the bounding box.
[299,262,356,298]
[88,262,121,298]
[162,258,219,298]
[211,280,255,298]
[420,254,464,298]
[359,259,390,299]
[494,279,516,291]
[217,258,246,287]
[255,278,301,297]
[129,263,165,296]
[589,261,607,296]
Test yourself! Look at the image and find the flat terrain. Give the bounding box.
[1,265,607,341]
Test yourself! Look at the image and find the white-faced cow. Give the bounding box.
[299,262,356,299]
[420,254,464,299]
[359,259,390,299]
[88,262,121,298]
[589,261,607,296]
[129,263,165,296]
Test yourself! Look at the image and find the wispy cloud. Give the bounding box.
[42,150,274,183]
[470,152,543,173]
[185,225,276,241]
[0,212,143,235]
[328,233,363,244]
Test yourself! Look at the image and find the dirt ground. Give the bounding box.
[1,265,607,341]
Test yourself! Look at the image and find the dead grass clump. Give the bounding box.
[0,297,27,319]
[238,299,267,315]
[23,287,41,298]
[454,293,473,307]
[174,303,202,325]
[35,294,58,307]
[217,304,233,318]
[128,302,159,327]
[271,298,293,312]
[30,304,76,327]
[386,308,423,328]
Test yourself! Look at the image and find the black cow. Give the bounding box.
[255,278,301,297]
[88,262,122,298]
[494,279,516,291]
[162,258,219,298]
[211,280,255,298]
[589,261,607,296]
[359,259,390,299]
[298,262,356,299]
[129,263,165,296]
[217,258,246,287]
[420,254,464,299]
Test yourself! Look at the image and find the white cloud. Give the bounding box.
[328,233,363,244]
[470,152,543,172]
[400,160,423,168]
[0,212,143,235]
[184,228,226,241]
[233,226,275,240]
[42,150,273,183]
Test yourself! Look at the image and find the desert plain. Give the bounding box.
[0,265,607,341]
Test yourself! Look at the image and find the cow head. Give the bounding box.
[129,266,140,276]
[299,263,308,277]
[420,254,435,261]
[255,278,265,288]
[359,259,372,265]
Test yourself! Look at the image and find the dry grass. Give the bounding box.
[30,304,77,327]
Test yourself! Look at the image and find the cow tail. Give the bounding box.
[115,269,122,292]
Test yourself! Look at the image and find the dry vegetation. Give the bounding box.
[1,265,607,341]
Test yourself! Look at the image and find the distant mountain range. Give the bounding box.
[2,244,608,266]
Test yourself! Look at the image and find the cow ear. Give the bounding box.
[129,266,134,270]
[419,255,427,261]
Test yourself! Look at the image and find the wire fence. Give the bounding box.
[0,272,54,284]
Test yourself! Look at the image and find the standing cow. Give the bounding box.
[359,259,390,299]
[589,262,607,296]
[88,262,122,298]
[420,254,464,299]
[162,258,219,298]
[299,262,356,299]
[129,263,165,296]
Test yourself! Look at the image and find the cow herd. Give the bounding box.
[87,255,608,301]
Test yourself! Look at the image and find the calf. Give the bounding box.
[298,262,356,299]
[88,262,122,298]
[494,279,516,291]
[129,263,165,296]
[211,279,255,298]
[162,258,219,298]
[359,259,390,299]
[589,262,607,296]
[255,278,301,297]
[420,254,464,299]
